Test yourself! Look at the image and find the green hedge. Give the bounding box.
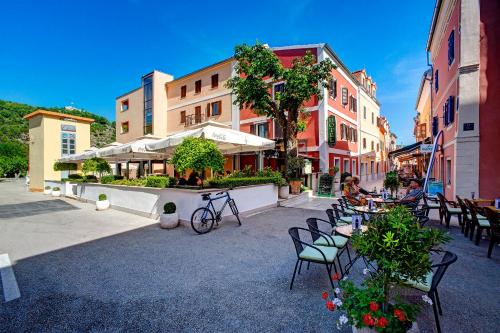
[207,176,281,189]
[110,178,147,187]
[100,175,124,184]
[145,175,177,188]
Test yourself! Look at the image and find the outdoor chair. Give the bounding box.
[422,194,441,218]
[327,207,351,225]
[306,217,352,271]
[464,199,490,245]
[416,215,430,227]
[483,207,500,258]
[456,196,471,235]
[288,227,340,290]
[436,193,462,228]
[402,250,457,333]
[337,198,355,216]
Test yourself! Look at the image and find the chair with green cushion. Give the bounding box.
[402,250,457,333]
[328,206,351,225]
[337,198,355,216]
[288,227,340,290]
[437,192,462,228]
[306,217,352,273]
[483,207,500,258]
[423,194,441,218]
[456,196,470,235]
[464,199,491,245]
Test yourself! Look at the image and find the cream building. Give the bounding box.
[414,69,432,142]
[24,110,93,191]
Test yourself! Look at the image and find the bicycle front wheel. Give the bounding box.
[191,207,215,234]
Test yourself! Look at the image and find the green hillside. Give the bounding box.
[0,99,116,176]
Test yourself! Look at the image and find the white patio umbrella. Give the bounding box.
[99,135,165,161]
[145,124,275,154]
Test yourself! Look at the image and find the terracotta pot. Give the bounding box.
[289,180,302,195]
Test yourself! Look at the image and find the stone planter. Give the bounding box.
[289,180,302,195]
[51,190,61,197]
[160,212,179,229]
[352,322,419,333]
[44,189,52,195]
[279,185,290,199]
[96,199,110,211]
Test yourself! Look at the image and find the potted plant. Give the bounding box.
[329,165,340,177]
[96,193,110,210]
[384,171,400,197]
[287,154,305,195]
[160,202,179,229]
[51,186,61,197]
[277,177,290,199]
[322,206,450,332]
[44,186,52,195]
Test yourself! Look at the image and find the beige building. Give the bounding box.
[414,69,432,142]
[24,110,93,191]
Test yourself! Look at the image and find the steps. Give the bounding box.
[278,191,312,207]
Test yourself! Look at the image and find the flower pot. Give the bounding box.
[96,199,110,211]
[44,189,52,195]
[51,190,61,197]
[160,212,179,229]
[289,180,302,195]
[352,322,419,333]
[279,185,290,199]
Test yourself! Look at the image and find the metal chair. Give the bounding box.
[288,227,339,290]
[403,250,457,333]
[436,193,462,228]
[456,196,470,235]
[423,194,441,218]
[327,207,351,225]
[464,199,490,245]
[483,207,500,258]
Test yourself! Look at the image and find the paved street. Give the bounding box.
[0,180,499,332]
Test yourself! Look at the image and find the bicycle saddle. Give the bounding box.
[201,193,211,200]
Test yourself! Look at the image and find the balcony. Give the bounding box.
[184,113,205,127]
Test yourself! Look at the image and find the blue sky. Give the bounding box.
[0,0,435,144]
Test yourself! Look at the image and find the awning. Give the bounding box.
[145,123,275,154]
[388,141,422,158]
[100,135,166,161]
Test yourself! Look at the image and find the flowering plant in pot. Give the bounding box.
[322,206,450,332]
[44,186,52,195]
[51,186,61,197]
[160,202,179,229]
[96,193,110,210]
[287,153,305,195]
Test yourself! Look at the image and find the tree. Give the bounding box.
[82,157,111,178]
[0,155,27,177]
[170,137,224,177]
[53,162,77,172]
[226,43,335,175]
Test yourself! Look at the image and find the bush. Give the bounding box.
[228,165,254,178]
[98,194,107,201]
[208,176,281,189]
[44,186,51,190]
[163,202,176,214]
[110,178,147,187]
[68,174,83,179]
[52,187,60,191]
[100,175,124,184]
[145,176,169,188]
[83,175,98,183]
[53,162,77,171]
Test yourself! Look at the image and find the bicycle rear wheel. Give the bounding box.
[229,199,241,226]
[191,207,215,234]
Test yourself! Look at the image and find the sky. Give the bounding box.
[0,0,435,145]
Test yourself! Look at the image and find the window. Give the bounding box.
[180,111,186,124]
[376,143,379,152]
[352,160,357,175]
[448,30,455,66]
[273,82,285,99]
[371,112,374,124]
[121,121,129,134]
[180,85,187,98]
[120,100,129,112]
[61,132,76,156]
[211,100,222,116]
[256,122,269,138]
[432,116,439,136]
[363,138,366,149]
[446,159,452,185]
[143,75,153,134]
[343,159,350,173]
[370,161,374,174]
[371,141,374,151]
[195,80,202,94]
[341,87,348,105]
[349,96,357,112]
[329,78,337,99]
[274,120,283,139]
[434,70,439,92]
[363,106,366,119]
[334,158,340,171]
[443,96,455,127]
[211,74,219,89]
[195,106,202,123]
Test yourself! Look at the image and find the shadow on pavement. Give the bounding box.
[0,199,79,219]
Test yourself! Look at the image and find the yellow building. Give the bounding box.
[414,69,432,142]
[24,110,94,191]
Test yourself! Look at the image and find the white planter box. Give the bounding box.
[51,190,61,197]
[44,189,52,195]
[279,186,290,199]
[96,199,110,210]
[160,212,179,229]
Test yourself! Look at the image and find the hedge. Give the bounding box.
[145,176,177,188]
[207,176,281,189]
[100,175,124,184]
[110,178,147,187]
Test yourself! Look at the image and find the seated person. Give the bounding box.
[343,177,367,206]
[399,179,424,209]
[352,176,371,196]
[177,177,187,186]
[186,172,202,186]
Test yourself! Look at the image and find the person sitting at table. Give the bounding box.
[399,179,424,209]
[343,176,367,206]
[352,176,371,196]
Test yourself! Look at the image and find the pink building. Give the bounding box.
[427,0,500,200]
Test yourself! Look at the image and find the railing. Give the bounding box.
[184,113,206,127]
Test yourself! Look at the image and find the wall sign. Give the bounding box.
[61,124,76,132]
[420,144,433,154]
[463,123,474,131]
[341,87,348,105]
[327,115,336,147]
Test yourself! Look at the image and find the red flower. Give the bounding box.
[376,316,389,328]
[394,309,407,322]
[321,291,329,300]
[326,300,336,311]
[369,301,379,312]
[332,273,340,281]
[362,313,375,326]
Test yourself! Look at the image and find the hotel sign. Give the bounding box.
[420,144,433,154]
[327,115,336,147]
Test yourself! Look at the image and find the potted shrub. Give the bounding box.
[384,171,400,197]
[44,186,52,195]
[323,206,450,332]
[329,165,340,177]
[51,186,61,197]
[96,193,110,210]
[277,177,290,199]
[287,154,305,195]
[160,202,179,229]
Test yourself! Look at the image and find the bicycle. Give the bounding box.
[190,190,241,234]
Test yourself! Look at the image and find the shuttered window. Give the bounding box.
[448,30,455,66]
[181,85,186,98]
[435,70,439,92]
[180,111,186,124]
[195,80,202,94]
[432,116,439,136]
[211,101,222,116]
[211,74,219,88]
[195,106,202,123]
[329,78,337,99]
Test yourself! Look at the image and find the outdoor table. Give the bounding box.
[334,225,374,275]
[353,206,387,215]
[473,199,495,207]
[485,206,500,213]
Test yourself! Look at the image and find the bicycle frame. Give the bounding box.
[202,192,231,221]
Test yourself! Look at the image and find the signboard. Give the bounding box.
[327,115,336,147]
[302,159,312,175]
[420,144,433,154]
[61,124,76,132]
[463,123,474,131]
[341,87,348,105]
